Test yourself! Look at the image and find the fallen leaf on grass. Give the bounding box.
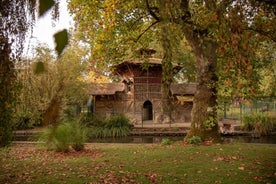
[213,157,224,161]
[238,166,245,171]
[213,155,240,162]
[253,176,263,182]
[145,173,160,184]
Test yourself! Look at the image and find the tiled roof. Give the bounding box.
[88,83,125,95]
[115,58,180,67]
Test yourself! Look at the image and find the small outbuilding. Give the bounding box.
[88,57,196,126]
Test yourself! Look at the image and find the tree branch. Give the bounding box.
[145,0,161,21]
[135,20,159,42]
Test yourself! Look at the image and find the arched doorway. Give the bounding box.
[143,100,153,121]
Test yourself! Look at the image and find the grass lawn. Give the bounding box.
[0,142,275,184]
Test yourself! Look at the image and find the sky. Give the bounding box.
[24,0,73,57]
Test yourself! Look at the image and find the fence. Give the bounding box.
[219,99,276,120]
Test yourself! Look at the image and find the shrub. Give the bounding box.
[69,120,88,151]
[39,118,88,152]
[89,114,132,138]
[79,113,100,127]
[242,113,275,136]
[38,125,56,150]
[161,138,172,146]
[14,111,42,130]
[105,114,132,129]
[54,123,72,152]
[16,116,32,130]
[187,136,202,145]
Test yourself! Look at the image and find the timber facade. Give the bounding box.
[88,58,196,126]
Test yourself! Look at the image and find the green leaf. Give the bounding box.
[54,29,69,56]
[39,0,55,17]
[34,61,45,74]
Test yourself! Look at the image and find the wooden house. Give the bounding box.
[88,58,196,126]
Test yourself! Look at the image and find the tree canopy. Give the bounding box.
[0,0,68,146]
[0,0,37,146]
[15,42,89,128]
[69,0,275,141]
[0,0,274,146]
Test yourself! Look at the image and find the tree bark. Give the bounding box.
[161,23,174,124]
[183,29,221,142]
[0,36,15,146]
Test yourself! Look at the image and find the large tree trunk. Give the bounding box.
[0,36,15,146]
[184,30,221,142]
[161,23,174,125]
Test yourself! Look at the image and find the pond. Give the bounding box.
[222,135,276,144]
[87,135,276,144]
[14,134,276,144]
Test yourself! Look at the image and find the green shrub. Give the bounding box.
[89,114,132,138]
[14,111,42,130]
[172,127,179,131]
[39,124,71,152]
[161,138,172,146]
[242,115,255,131]
[54,123,72,152]
[187,136,202,145]
[242,113,275,136]
[39,118,88,152]
[69,120,87,151]
[79,114,101,127]
[105,114,132,129]
[16,116,32,130]
[38,126,56,150]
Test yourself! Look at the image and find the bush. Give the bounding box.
[187,136,202,145]
[68,119,88,151]
[39,118,87,152]
[78,113,96,127]
[105,114,132,128]
[161,138,172,146]
[82,114,106,127]
[14,111,42,130]
[54,123,72,152]
[242,113,275,136]
[89,114,132,138]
